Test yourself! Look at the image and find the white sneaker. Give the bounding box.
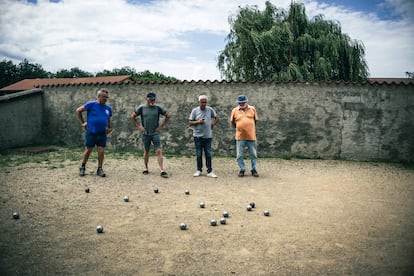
[207,172,218,178]
[193,170,202,177]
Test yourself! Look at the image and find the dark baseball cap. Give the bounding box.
[147,92,156,100]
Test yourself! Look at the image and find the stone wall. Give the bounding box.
[37,81,413,163]
[0,89,44,150]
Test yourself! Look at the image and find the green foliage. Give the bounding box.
[0,58,51,88]
[218,1,369,81]
[95,66,137,77]
[0,59,20,88]
[133,70,178,81]
[0,61,178,89]
[96,67,178,81]
[406,72,414,79]
[18,58,50,79]
[54,67,93,78]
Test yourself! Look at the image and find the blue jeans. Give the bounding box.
[194,137,213,173]
[236,140,257,172]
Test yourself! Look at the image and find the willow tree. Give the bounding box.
[218,1,368,81]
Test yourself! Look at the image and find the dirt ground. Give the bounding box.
[1,150,414,275]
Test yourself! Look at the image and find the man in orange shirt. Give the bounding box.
[230,95,259,177]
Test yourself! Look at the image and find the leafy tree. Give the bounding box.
[54,67,93,78]
[18,59,50,79]
[95,66,137,77]
[0,60,178,89]
[133,70,177,81]
[96,67,178,81]
[0,59,52,89]
[0,59,20,88]
[406,72,414,79]
[218,1,369,81]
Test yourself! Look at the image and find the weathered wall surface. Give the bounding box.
[0,89,44,150]
[38,81,413,162]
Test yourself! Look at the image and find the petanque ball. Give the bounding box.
[123,196,129,202]
[220,217,227,225]
[249,202,255,208]
[85,188,90,193]
[199,202,205,208]
[185,190,190,195]
[96,225,104,233]
[180,223,187,230]
[13,212,20,219]
[247,204,253,211]
[264,210,270,216]
[210,219,217,226]
[223,211,229,218]
[154,187,159,193]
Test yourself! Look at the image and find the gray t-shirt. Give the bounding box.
[189,106,217,138]
[135,104,167,135]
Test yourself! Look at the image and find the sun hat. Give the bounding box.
[147,92,156,100]
[237,94,248,103]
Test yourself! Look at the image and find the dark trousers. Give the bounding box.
[194,137,212,173]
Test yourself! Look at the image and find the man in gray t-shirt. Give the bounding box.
[189,95,220,177]
[131,92,171,178]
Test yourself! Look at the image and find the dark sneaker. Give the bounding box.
[251,170,259,177]
[238,171,245,177]
[142,170,149,175]
[97,168,106,177]
[79,166,86,177]
[160,171,169,178]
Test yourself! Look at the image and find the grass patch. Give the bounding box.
[2,145,410,169]
[4,150,184,168]
[0,146,144,168]
[0,146,175,169]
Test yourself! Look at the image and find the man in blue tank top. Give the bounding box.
[76,89,113,177]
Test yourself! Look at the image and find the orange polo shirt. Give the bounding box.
[230,105,258,140]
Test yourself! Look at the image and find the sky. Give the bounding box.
[0,0,413,80]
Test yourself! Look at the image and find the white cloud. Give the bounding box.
[385,0,414,20]
[304,0,414,77]
[0,0,412,80]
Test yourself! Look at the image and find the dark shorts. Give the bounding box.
[142,133,161,151]
[85,131,107,148]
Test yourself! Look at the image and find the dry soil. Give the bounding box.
[1,152,414,275]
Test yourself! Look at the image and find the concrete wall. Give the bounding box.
[0,89,44,150]
[37,81,413,163]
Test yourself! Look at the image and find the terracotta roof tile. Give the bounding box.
[126,78,414,85]
[0,75,132,91]
[2,76,413,92]
[367,78,414,85]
